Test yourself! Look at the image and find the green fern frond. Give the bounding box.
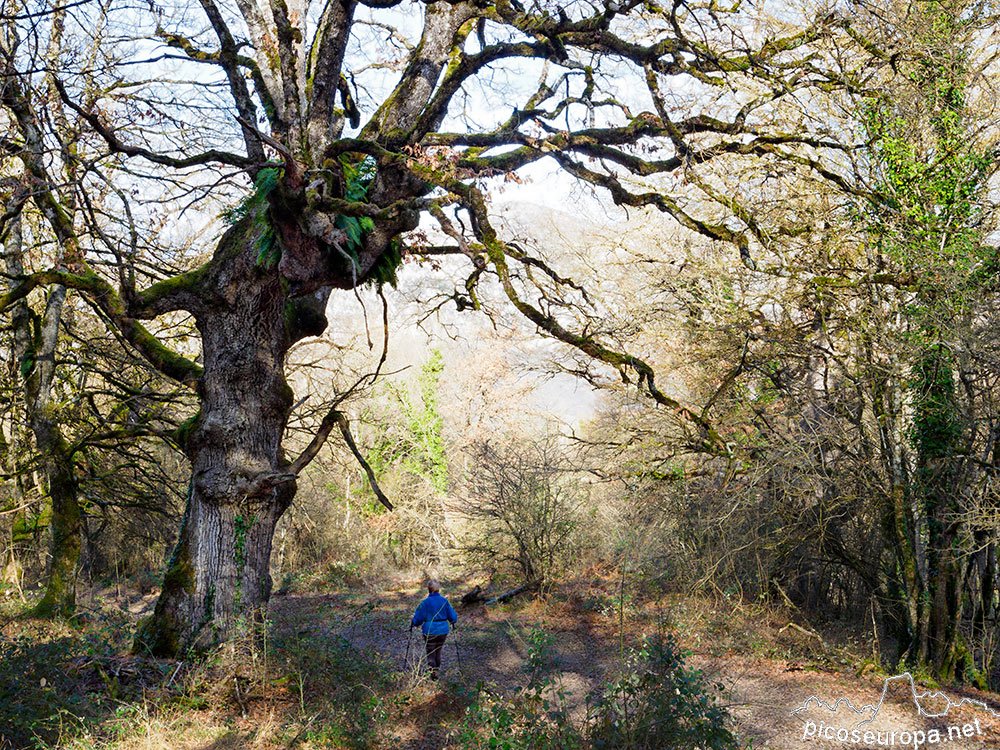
[222,167,282,226]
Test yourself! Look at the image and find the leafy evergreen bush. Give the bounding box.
[588,634,738,750]
[455,632,738,750]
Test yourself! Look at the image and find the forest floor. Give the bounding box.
[3,569,1000,749]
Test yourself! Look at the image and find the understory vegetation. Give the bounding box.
[2,569,830,749]
[9,0,1000,746]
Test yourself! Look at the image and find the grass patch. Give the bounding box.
[0,596,422,750]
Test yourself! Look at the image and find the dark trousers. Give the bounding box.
[424,633,447,676]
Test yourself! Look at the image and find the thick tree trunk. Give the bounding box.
[32,427,81,618]
[926,515,971,681]
[885,474,972,681]
[31,286,82,620]
[972,536,995,640]
[135,482,293,654]
[891,346,972,683]
[135,217,304,655]
[4,214,82,619]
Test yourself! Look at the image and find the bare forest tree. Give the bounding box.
[462,436,584,586]
[582,0,1000,683]
[3,138,192,616]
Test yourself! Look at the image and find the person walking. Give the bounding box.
[410,579,458,680]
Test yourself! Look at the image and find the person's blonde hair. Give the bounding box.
[427,579,440,593]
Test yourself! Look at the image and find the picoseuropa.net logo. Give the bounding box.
[789,673,997,749]
[799,718,983,747]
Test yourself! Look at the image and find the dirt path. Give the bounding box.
[713,654,1000,749]
[269,583,1000,750]
[270,586,572,689]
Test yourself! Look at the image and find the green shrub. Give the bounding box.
[454,681,585,750]
[455,632,738,750]
[588,634,738,750]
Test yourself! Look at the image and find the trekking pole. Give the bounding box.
[404,625,413,670]
[453,625,463,671]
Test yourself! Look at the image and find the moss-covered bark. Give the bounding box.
[134,492,196,655]
[32,445,81,619]
[4,216,83,620]
[864,0,985,685]
[134,213,301,656]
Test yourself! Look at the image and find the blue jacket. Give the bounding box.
[411,592,457,636]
